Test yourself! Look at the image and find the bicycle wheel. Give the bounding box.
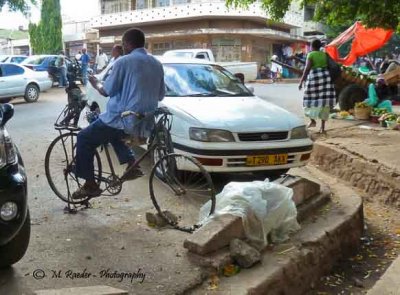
[45,133,102,204]
[149,153,216,231]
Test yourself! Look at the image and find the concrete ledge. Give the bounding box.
[183,214,244,255]
[188,182,363,294]
[184,177,324,256]
[35,285,128,295]
[311,142,400,207]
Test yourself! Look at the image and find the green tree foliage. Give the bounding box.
[0,0,36,15]
[28,0,62,54]
[225,0,400,31]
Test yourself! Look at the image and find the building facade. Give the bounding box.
[90,0,324,65]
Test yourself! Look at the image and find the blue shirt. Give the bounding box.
[100,48,165,137]
[81,53,90,65]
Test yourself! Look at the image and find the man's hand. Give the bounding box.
[89,74,108,97]
[88,74,98,87]
[298,81,303,90]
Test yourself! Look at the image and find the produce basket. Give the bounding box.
[386,120,398,130]
[370,115,380,123]
[354,103,371,120]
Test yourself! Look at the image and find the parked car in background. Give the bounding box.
[0,103,30,268]
[0,55,28,64]
[163,49,258,82]
[21,55,84,85]
[0,63,52,103]
[86,57,313,177]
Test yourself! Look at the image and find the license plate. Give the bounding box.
[246,154,288,166]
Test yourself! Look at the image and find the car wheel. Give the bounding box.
[24,84,40,103]
[0,210,31,268]
[252,169,289,181]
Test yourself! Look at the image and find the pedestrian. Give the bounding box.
[72,28,165,199]
[298,39,336,134]
[109,44,123,65]
[80,48,90,85]
[270,55,282,83]
[75,51,82,61]
[95,48,108,74]
[56,50,68,88]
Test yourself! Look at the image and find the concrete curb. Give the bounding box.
[367,256,400,295]
[311,142,400,207]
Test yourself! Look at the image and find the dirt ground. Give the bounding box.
[306,119,400,294]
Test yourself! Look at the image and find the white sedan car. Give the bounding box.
[86,57,313,176]
[0,63,52,103]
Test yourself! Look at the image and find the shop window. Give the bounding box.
[211,38,241,62]
[172,0,190,4]
[101,0,131,14]
[153,42,172,55]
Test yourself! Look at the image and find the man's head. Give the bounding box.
[112,45,123,58]
[122,28,145,54]
[99,48,103,54]
[60,50,65,55]
[82,48,87,53]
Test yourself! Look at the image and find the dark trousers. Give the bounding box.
[76,119,134,181]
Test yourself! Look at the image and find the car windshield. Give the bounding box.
[163,63,253,97]
[23,56,46,65]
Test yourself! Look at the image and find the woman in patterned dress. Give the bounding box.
[298,39,336,133]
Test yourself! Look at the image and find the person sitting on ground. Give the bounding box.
[299,39,336,134]
[72,28,165,199]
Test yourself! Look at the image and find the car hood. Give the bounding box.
[163,96,303,132]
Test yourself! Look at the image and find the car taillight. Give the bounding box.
[0,128,17,168]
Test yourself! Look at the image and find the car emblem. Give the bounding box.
[261,133,269,140]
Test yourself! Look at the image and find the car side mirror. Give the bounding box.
[0,103,14,127]
[247,86,255,94]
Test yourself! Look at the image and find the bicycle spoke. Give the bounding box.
[149,154,215,231]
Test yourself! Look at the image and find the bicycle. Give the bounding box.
[45,104,216,232]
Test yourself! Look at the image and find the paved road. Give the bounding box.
[1,83,305,294]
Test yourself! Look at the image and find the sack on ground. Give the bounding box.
[199,179,300,247]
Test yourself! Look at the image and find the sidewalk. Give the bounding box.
[310,115,400,294]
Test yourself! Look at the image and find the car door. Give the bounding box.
[0,64,26,98]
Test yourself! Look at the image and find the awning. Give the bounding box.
[325,21,393,66]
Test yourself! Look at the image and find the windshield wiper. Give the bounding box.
[186,92,217,97]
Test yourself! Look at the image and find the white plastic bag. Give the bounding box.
[199,179,300,246]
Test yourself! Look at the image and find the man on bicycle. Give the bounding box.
[72,28,165,199]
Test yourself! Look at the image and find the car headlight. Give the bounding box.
[0,202,18,221]
[0,128,17,169]
[189,128,235,142]
[291,126,309,139]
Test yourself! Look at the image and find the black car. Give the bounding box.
[21,55,84,85]
[0,104,30,268]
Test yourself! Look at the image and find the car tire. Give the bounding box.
[24,84,40,103]
[0,210,31,269]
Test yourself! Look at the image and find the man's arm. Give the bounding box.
[88,75,108,97]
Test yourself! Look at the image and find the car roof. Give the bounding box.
[155,56,217,66]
